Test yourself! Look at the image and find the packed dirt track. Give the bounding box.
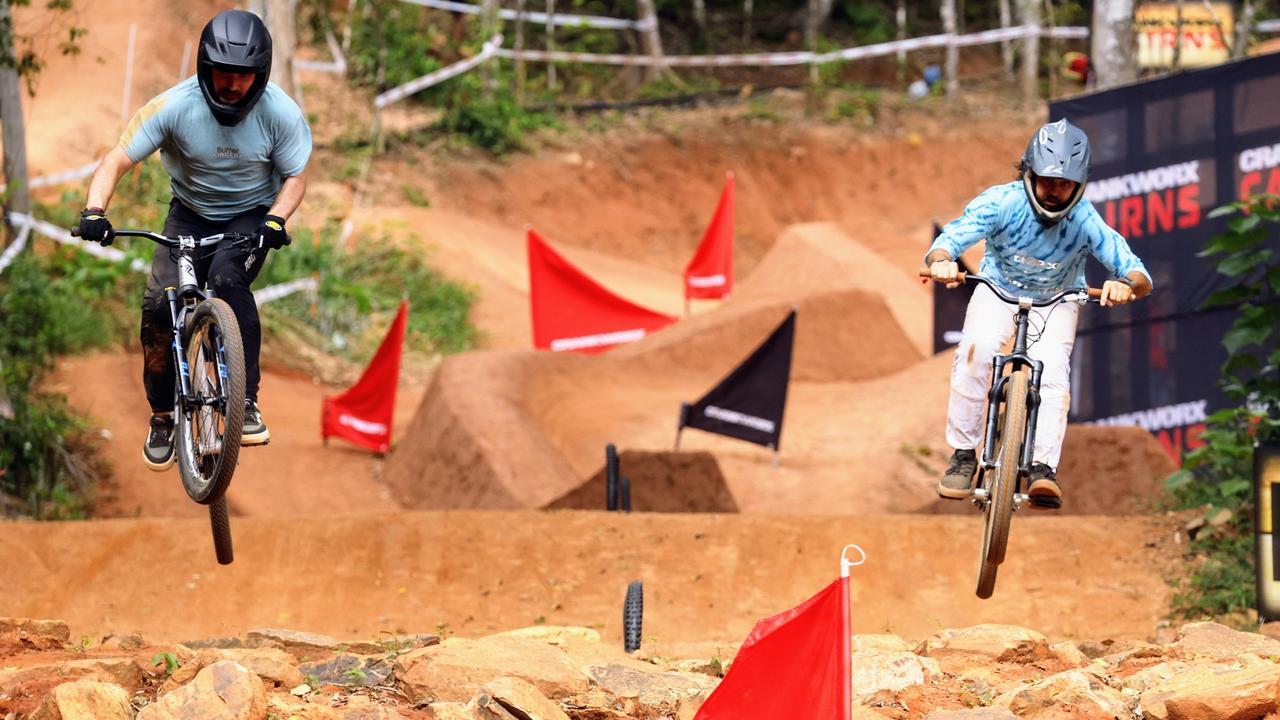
[1,510,1183,655]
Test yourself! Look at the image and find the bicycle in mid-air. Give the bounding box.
[74,226,259,565]
[922,270,1105,599]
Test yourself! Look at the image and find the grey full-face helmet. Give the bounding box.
[197,10,273,127]
[1020,118,1091,225]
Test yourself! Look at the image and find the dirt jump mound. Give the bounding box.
[547,450,739,513]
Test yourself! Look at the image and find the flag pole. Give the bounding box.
[840,544,866,720]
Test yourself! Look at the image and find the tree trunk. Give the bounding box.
[941,0,959,97]
[635,0,665,84]
[515,0,526,102]
[0,0,30,239]
[546,0,556,91]
[1172,0,1184,69]
[1233,0,1257,58]
[692,0,706,35]
[248,0,299,100]
[1091,0,1136,89]
[742,0,752,45]
[1017,0,1040,107]
[998,0,1014,78]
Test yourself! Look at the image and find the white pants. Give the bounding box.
[946,284,1078,470]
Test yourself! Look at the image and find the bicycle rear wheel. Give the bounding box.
[177,299,246,504]
[981,367,1028,568]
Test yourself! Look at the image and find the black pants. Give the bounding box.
[141,199,270,412]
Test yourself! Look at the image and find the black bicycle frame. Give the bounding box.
[980,299,1045,479]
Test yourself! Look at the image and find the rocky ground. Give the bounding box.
[6,618,1280,719]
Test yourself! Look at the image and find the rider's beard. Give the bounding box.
[216,89,244,104]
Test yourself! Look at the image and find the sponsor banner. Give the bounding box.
[322,299,408,454]
[1050,53,1280,460]
[527,228,675,354]
[685,172,734,300]
[679,309,795,450]
[1135,1,1234,68]
[375,34,503,108]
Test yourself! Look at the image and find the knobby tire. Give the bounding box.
[976,368,1029,598]
[177,299,245,505]
[209,495,234,565]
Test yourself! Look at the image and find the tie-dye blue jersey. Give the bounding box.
[926,181,1152,299]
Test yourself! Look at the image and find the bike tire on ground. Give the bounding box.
[209,495,234,565]
[178,298,246,505]
[623,580,643,653]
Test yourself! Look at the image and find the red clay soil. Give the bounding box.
[0,511,1185,656]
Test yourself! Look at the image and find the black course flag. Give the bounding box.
[676,309,795,452]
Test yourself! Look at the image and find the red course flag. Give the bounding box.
[693,576,851,720]
[684,172,734,300]
[321,299,408,454]
[527,228,676,353]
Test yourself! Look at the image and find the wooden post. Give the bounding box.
[805,0,819,114]
[121,22,137,121]
[481,0,499,90]
[1017,0,1041,107]
[546,0,556,91]
[742,0,753,45]
[941,0,958,97]
[1044,0,1058,98]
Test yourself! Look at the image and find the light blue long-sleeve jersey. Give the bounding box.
[927,182,1152,300]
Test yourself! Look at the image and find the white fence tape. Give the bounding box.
[0,160,97,194]
[494,25,1088,68]
[400,0,653,31]
[1260,19,1280,32]
[3,211,316,305]
[0,220,32,276]
[296,29,348,74]
[375,33,503,108]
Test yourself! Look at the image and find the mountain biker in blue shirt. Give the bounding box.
[76,10,312,471]
[925,118,1153,509]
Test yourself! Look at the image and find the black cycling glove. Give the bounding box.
[256,214,290,250]
[78,207,113,246]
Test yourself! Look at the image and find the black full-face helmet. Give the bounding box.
[1020,118,1092,225]
[197,10,272,126]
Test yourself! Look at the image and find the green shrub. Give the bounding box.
[1166,193,1280,620]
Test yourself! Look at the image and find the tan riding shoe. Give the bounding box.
[1027,463,1062,509]
[937,449,978,499]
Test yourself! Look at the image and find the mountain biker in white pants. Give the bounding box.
[926,118,1153,509]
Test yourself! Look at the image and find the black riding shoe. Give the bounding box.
[1027,462,1062,509]
[142,414,175,471]
[242,400,270,446]
[938,449,978,499]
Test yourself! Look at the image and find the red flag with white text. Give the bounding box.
[528,228,676,353]
[321,299,407,453]
[684,172,734,300]
[693,576,850,720]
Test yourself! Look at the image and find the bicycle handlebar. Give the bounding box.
[918,269,1103,307]
[70,227,259,248]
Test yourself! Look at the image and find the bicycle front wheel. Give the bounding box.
[982,367,1028,568]
[177,298,246,504]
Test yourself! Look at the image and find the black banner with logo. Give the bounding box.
[677,309,795,450]
[931,219,979,354]
[1048,52,1280,463]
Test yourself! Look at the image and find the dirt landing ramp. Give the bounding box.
[0,511,1181,657]
[547,451,739,513]
[917,426,1176,516]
